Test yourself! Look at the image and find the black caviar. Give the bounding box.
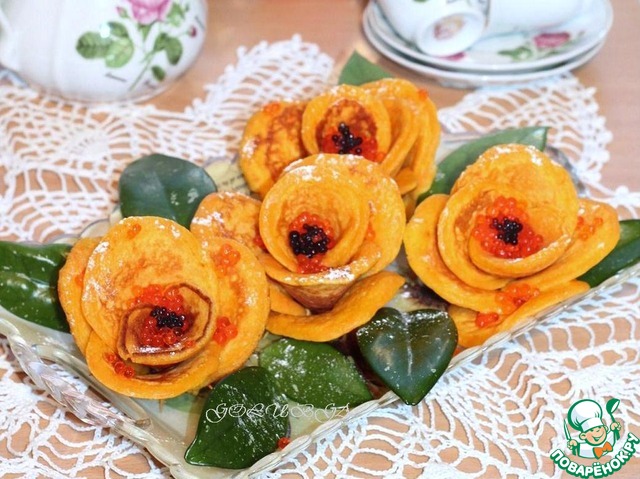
[150,306,186,329]
[332,122,363,155]
[491,218,523,245]
[289,224,331,258]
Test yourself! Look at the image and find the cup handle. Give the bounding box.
[0,4,20,72]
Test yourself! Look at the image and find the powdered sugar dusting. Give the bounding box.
[291,165,321,181]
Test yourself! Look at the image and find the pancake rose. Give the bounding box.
[58,216,269,399]
[259,154,406,312]
[404,144,620,348]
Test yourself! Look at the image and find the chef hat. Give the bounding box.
[568,399,604,433]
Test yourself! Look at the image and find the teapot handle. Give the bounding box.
[0,4,20,72]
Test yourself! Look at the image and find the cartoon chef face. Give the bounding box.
[568,399,609,444]
[580,424,609,446]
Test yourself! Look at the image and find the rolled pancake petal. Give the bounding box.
[301,85,391,158]
[266,271,405,342]
[260,243,380,311]
[85,332,222,399]
[468,227,572,278]
[239,101,307,197]
[268,282,308,316]
[512,199,620,291]
[408,97,440,199]
[290,154,406,275]
[58,237,101,354]
[437,185,511,290]
[82,216,218,351]
[117,283,214,367]
[404,195,505,313]
[362,78,440,207]
[452,144,578,199]
[449,280,590,348]
[394,167,418,195]
[200,237,270,381]
[191,191,264,257]
[259,162,371,271]
[378,98,420,177]
[466,200,575,278]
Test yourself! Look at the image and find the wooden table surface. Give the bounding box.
[2,0,639,477]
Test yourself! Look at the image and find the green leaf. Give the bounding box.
[260,338,372,408]
[579,220,640,287]
[105,37,134,68]
[338,51,393,86]
[76,32,112,59]
[153,33,183,65]
[166,3,186,27]
[151,65,166,81]
[138,23,153,42]
[163,36,183,65]
[0,242,71,332]
[153,32,169,52]
[419,126,549,203]
[106,21,129,38]
[498,46,534,61]
[184,367,289,469]
[356,308,457,405]
[119,154,217,228]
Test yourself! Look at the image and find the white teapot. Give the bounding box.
[0,0,207,102]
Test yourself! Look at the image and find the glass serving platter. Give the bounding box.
[0,134,637,478]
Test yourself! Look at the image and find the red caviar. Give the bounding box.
[277,437,291,449]
[213,316,238,345]
[576,215,604,240]
[320,122,380,162]
[132,285,192,348]
[475,312,501,328]
[214,243,241,272]
[132,284,186,315]
[472,196,544,259]
[104,353,135,378]
[288,212,336,274]
[496,283,540,315]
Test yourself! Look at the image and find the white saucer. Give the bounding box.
[363,13,606,89]
[366,0,612,74]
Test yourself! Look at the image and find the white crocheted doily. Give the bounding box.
[1,36,638,478]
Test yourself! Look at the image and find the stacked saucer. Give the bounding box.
[363,0,613,88]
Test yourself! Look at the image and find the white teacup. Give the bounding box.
[485,0,595,36]
[0,0,207,102]
[377,0,487,57]
[378,0,594,57]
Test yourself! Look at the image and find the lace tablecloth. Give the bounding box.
[1,37,639,478]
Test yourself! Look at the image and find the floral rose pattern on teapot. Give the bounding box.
[76,0,199,92]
